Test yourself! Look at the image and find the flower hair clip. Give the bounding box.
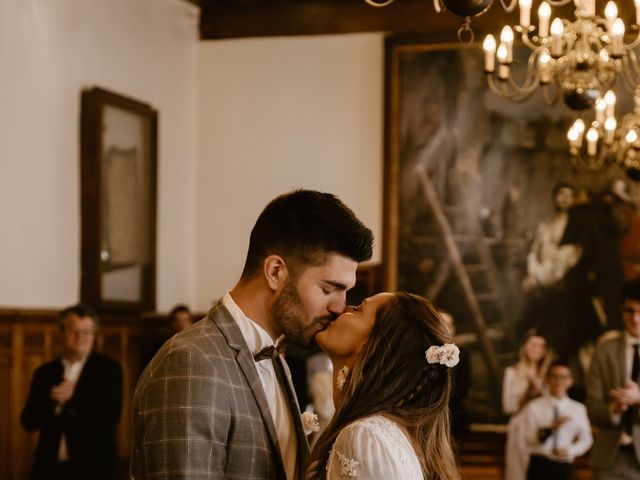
[425,343,460,368]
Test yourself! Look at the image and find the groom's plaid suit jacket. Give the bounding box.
[130,300,308,479]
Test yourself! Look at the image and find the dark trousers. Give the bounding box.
[49,461,80,480]
[526,454,572,480]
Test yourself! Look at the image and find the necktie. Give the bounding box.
[551,404,559,452]
[271,355,310,477]
[624,343,640,435]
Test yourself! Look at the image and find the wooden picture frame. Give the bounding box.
[80,87,158,313]
[383,37,636,419]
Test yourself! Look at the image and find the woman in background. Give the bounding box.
[503,330,554,480]
[306,292,460,480]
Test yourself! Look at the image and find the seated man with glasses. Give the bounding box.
[20,304,122,480]
[520,360,593,480]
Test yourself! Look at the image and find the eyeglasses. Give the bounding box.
[548,373,571,380]
[66,328,96,336]
[622,307,640,316]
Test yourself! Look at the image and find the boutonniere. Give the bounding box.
[301,411,320,435]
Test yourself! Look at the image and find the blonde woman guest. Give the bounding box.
[503,330,554,480]
[306,292,460,480]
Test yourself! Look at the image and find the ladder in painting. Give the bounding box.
[415,167,511,393]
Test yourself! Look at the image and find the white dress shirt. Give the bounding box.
[522,393,593,463]
[57,356,87,461]
[223,292,297,480]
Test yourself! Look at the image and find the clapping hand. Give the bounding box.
[50,379,75,406]
[551,416,570,430]
[610,380,640,414]
[553,447,568,459]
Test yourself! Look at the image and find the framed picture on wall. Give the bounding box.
[383,37,639,420]
[80,87,158,313]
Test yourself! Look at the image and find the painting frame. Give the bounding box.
[80,87,158,314]
[382,36,640,419]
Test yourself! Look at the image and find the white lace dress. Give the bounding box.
[326,415,423,479]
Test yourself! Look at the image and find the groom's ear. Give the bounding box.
[263,254,288,292]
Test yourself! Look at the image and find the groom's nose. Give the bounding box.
[327,296,347,317]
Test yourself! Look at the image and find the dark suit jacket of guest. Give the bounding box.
[20,352,123,480]
[586,332,640,469]
[130,299,310,480]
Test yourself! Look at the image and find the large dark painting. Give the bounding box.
[383,38,640,421]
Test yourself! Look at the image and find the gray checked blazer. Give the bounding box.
[586,331,640,469]
[130,300,310,479]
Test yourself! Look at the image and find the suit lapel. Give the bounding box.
[207,301,286,476]
[616,334,628,387]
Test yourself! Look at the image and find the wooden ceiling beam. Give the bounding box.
[198,1,506,41]
[197,1,627,41]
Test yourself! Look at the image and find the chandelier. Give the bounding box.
[363,0,513,42]
[567,87,640,177]
[483,0,640,110]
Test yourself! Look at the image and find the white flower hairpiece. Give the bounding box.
[425,343,460,368]
[301,411,320,435]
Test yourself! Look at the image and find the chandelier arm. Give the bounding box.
[498,0,518,12]
[625,50,640,75]
[541,84,560,105]
[623,33,640,51]
[520,32,542,51]
[619,54,637,87]
[515,50,546,89]
[620,57,640,92]
[545,0,573,6]
[571,153,609,171]
[486,75,530,101]
[364,0,395,6]
[487,75,539,102]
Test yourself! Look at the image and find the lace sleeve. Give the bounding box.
[326,416,423,479]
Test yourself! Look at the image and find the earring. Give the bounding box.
[336,365,350,390]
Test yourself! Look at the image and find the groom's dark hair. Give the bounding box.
[240,189,373,278]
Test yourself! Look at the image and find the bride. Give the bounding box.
[305,292,461,479]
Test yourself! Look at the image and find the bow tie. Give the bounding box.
[253,334,287,362]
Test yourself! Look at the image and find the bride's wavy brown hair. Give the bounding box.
[305,292,460,480]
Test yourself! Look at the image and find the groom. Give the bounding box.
[130,189,373,479]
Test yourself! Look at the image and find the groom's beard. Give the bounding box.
[272,279,332,347]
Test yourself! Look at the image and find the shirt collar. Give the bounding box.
[625,332,640,348]
[222,291,275,356]
[61,354,89,368]
[544,392,569,405]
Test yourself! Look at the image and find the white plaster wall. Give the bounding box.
[0,0,199,310]
[197,34,384,310]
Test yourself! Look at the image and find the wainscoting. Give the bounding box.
[0,308,165,480]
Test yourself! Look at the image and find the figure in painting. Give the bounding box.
[518,183,581,354]
[560,187,625,358]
